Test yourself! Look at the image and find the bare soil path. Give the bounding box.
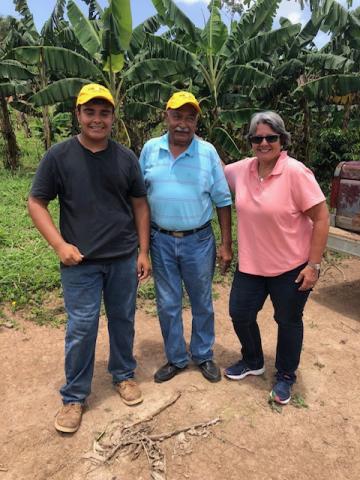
[1,258,359,480]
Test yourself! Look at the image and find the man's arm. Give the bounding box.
[130,196,151,280]
[216,206,233,275]
[27,196,83,265]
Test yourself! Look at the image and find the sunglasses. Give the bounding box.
[250,135,280,144]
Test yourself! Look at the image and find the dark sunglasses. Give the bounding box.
[249,135,280,144]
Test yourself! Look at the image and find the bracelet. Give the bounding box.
[307,262,321,272]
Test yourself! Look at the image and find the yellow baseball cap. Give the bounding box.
[166,91,201,113]
[76,83,115,107]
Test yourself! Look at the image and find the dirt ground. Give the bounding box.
[1,257,360,480]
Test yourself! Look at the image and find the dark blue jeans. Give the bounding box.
[229,263,311,381]
[60,254,138,404]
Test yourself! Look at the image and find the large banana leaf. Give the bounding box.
[201,1,228,56]
[211,127,242,159]
[0,82,30,98]
[101,0,132,73]
[67,0,101,57]
[14,0,39,42]
[124,102,160,120]
[127,81,174,105]
[274,58,304,77]
[81,0,104,19]
[236,0,280,40]
[285,14,325,60]
[129,16,161,56]
[29,78,91,106]
[219,109,256,127]
[145,35,196,68]
[125,59,193,83]
[0,60,34,81]
[220,94,253,109]
[294,74,360,102]
[305,53,355,72]
[321,0,351,33]
[151,0,198,42]
[235,24,301,64]
[41,0,66,40]
[222,65,274,89]
[11,47,103,80]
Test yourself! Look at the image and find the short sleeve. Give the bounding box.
[209,147,232,207]
[30,151,59,201]
[291,164,326,212]
[224,163,237,192]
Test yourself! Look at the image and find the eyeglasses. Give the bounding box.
[249,135,280,144]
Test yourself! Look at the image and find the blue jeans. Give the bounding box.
[60,254,138,404]
[150,225,216,367]
[229,263,311,381]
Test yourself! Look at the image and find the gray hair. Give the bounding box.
[247,111,291,148]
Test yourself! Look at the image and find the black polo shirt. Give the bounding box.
[30,137,147,261]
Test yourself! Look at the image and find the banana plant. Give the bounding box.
[138,0,305,161]
[0,59,34,169]
[292,0,360,131]
[10,0,162,146]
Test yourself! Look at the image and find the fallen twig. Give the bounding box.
[149,417,221,441]
[84,392,221,480]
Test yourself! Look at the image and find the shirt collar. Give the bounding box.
[159,133,196,157]
[250,150,288,176]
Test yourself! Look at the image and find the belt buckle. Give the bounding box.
[173,231,184,238]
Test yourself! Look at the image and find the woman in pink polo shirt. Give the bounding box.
[224,111,329,405]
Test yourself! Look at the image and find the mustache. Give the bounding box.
[174,127,190,133]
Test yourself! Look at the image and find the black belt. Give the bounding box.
[151,221,211,238]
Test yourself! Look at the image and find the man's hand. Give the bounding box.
[217,243,233,275]
[137,251,151,281]
[55,242,84,266]
[295,265,319,291]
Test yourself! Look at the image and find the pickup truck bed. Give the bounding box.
[327,226,360,257]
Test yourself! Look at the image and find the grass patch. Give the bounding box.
[291,394,309,409]
[0,170,60,310]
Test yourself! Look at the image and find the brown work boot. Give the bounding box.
[54,403,83,433]
[116,379,143,406]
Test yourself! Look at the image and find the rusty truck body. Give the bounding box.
[327,161,360,257]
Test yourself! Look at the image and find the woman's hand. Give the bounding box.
[295,265,319,291]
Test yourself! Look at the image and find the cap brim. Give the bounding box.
[167,101,201,113]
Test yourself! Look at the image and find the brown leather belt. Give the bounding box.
[151,221,211,238]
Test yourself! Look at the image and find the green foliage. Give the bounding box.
[310,127,360,195]
[0,171,60,307]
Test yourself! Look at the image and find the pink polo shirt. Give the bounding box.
[225,151,326,276]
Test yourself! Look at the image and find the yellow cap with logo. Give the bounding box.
[166,91,201,113]
[76,83,115,107]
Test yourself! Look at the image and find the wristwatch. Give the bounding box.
[307,262,321,272]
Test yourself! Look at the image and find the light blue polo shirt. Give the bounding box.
[139,133,232,230]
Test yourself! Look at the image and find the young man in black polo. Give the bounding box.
[28,83,150,433]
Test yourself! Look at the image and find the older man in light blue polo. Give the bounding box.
[140,91,232,384]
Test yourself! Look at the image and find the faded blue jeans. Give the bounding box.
[150,224,216,367]
[60,254,138,404]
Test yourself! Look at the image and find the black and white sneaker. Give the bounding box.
[224,360,265,380]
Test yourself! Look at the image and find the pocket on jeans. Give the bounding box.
[195,225,213,242]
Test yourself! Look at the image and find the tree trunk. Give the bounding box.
[0,97,21,170]
[42,105,51,150]
[20,112,31,138]
[342,102,351,130]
